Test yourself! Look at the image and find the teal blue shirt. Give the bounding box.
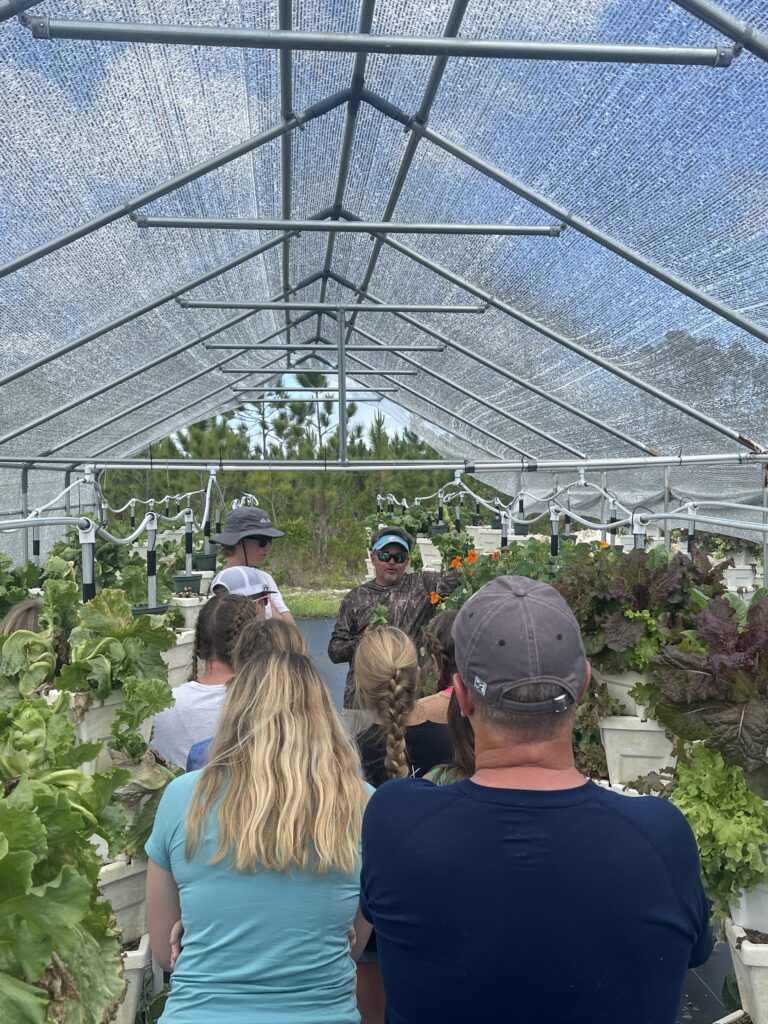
[146,771,370,1024]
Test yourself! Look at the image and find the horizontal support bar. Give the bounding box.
[239,396,383,403]
[232,386,398,393]
[0,0,41,22]
[134,214,563,236]
[206,344,444,351]
[21,18,736,66]
[222,367,417,374]
[2,454,765,472]
[179,300,485,313]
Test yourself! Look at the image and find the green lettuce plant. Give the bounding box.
[671,744,768,920]
[0,553,39,621]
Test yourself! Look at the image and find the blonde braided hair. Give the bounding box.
[354,626,419,780]
[190,593,260,681]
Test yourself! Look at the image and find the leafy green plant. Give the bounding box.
[0,553,39,621]
[0,698,130,1023]
[671,744,768,919]
[368,603,389,628]
[573,681,622,779]
[650,591,768,796]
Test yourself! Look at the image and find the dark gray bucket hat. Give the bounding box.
[212,506,285,545]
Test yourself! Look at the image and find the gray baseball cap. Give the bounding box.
[452,575,587,714]
[212,506,285,545]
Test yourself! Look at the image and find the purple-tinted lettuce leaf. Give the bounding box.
[655,649,730,703]
[695,597,741,654]
[602,612,646,653]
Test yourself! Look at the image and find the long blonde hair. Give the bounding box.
[186,642,366,875]
[354,626,419,780]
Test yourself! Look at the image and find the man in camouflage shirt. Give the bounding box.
[329,526,460,708]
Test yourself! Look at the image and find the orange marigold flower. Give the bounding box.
[599,540,610,549]
[466,550,478,564]
[491,551,500,560]
[430,591,440,605]
[450,555,462,569]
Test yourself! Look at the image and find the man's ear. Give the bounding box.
[578,660,592,703]
[453,672,475,718]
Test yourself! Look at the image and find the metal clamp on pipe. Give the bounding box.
[631,511,647,550]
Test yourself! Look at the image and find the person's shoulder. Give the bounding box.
[367,776,451,812]
[257,568,278,588]
[156,770,199,818]
[593,786,696,847]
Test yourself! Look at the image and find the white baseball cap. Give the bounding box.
[210,566,277,599]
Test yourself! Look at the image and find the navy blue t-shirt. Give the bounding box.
[360,778,712,1024]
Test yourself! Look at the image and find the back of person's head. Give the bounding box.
[421,609,458,692]
[186,648,366,875]
[452,575,588,743]
[354,625,420,779]
[0,597,42,636]
[231,616,308,670]
[191,593,260,680]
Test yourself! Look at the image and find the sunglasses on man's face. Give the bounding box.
[375,550,408,564]
[244,536,272,548]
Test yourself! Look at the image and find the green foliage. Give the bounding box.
[671,745,768,919]
[368,603,389,628]
[651,592,768,795]
[0,554,38,622]
[572,682,622,779]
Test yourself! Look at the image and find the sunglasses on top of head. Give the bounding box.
[375,550,408,564]
[244,536,272,548]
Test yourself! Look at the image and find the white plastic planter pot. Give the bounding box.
[726,918,768,1024]
[168,594,206,631]
[197,570,215,595]
[598,715,676,786]
[45,689,151,774]
[471,527,502,554]
[415,538,442,570]
[161,629,195,688]
[98,858,148,944]
[730,882,768,932]
[114,933,152,1024]
[591,668,651,719]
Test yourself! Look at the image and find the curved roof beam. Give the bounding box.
[0,213,335,388]
[361,89,768,356]
[320,307,586,459]
[0,272,324,449]
[326,270,652,456]
[0,88,351,278]
[671,0,768,63]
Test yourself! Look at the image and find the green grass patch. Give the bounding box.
[284,589,345,618]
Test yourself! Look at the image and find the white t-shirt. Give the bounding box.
[151,681,228,769]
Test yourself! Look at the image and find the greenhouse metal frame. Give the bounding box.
[2,0,768,555]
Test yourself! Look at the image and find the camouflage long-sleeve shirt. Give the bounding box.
[328,569,460,708]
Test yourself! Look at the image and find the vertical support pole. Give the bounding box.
[600,472,607,543]
[175,496,181,515]
[337,308,348,463]
[64,468,72,517]
[453,500,461,534]
[31,523,40,568]
[20,465,29,564]
[184,508,194,575]
[146,512,158,609]
[387,494,394,517]
[437,490,444,524]
[130,500,137,530]
[377,494,383,516]
[100,499,108,526]
[78,518,97,603]
[687,503,695,554]
[203,515,211,554]
[518,495,526,536]
[500,511,509,549]
[215,506,222,541]
[550,506,560,557]
[663,466,671,550]
[609,498,618,547]
[632,512,646,550]
[165,496,171,516]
